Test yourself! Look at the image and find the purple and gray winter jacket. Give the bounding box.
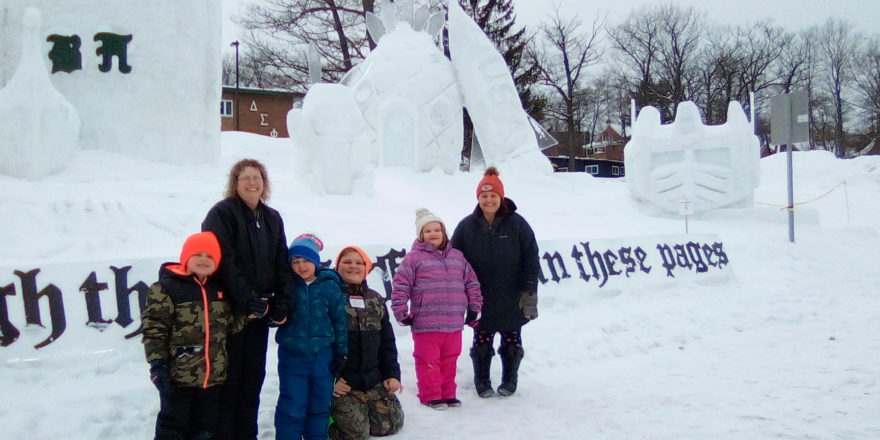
[391,239,482,333]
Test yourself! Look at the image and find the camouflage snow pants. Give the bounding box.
[329,382,404,440]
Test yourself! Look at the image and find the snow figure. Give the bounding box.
[287,46,371,195]
[446,1,552,174]
[290,0,551,182]
[342,0,462,174]
[0,7,80,179]
[624,101,761,215]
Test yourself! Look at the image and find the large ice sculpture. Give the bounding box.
[343,0,463,174]
[624,101,761,215]
[287,81,371,195]
[0,8,80,179]
[0,1,219,167]
[447,1,552,174]
[289,0,551,194]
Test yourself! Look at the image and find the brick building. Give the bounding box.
[543,125,627,177]
[221,86,303,137]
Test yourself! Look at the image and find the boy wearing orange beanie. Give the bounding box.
[142,231,245,440]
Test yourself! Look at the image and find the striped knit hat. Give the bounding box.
[288,233,323,266]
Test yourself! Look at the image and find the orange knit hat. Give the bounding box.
[180,231,222,268]
[476,167,504,199]
[335,246,373,274]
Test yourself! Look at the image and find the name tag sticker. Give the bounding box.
[349,296,365,309]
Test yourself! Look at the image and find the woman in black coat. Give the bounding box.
[451,167,539,398]
[201,158,293,440]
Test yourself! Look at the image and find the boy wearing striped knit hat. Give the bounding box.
[391,208,482,409]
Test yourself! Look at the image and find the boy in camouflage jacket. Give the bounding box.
[142,231,245,440]
[330,246,404,440]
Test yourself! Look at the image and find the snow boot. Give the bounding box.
[470,345,495,398]
[496,344,524,397]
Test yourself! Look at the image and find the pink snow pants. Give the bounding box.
[412,330,462,404]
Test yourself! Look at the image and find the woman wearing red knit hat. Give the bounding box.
[451,167,540,398]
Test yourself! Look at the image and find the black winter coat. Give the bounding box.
[201,197,294,312]
[339,282,401,392]
[451,198,539,332]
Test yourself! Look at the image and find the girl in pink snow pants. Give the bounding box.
[391,208,482,409]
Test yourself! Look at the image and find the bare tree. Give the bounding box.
[775,30,811,93]
[853,36,880,137]
[234,0,370,91]
[654,4,704,118]
[732,22,786,112]
[690,26,737,124]
[531,8,604,171]
[813,18,860,157]
[608,4,704,121]
[607,7,664,118]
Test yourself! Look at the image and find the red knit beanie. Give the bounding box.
[476,167,504,199]
[180,231,222,268]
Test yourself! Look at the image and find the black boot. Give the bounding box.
[497,344,524,397]
[470,345,495,398]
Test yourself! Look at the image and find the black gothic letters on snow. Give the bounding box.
[44,32,132,74]
[0,242,728,349]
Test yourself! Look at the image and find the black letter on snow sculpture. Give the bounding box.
[94,32,133,73]
[374,249,407,301]
[686,242,708,273]
[47,34,82,73]
[656,244,677,278]
[581,242,609,288]
[570,244,590,283]
[673,244,692,270]
[702,243,717,267]
[712,242,728,268]
[634,247,652,274]
[603,250,622,278]
[14,269,66,349]
[541,251,570,283]
[0,283,20,347]
[618,247,636,277]
[80,271,113,328]
[109,266,148,339]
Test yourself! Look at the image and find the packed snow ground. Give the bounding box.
[1,132,879,439]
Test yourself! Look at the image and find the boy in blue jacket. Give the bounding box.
[274,234,348,440]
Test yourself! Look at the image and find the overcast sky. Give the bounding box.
[513,0,877,34]
[221,0,879,54]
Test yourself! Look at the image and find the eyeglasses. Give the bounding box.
[237,175,263,183]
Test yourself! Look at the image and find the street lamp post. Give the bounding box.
[230,40,240,131]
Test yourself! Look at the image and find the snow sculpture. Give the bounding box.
[624,101,761,215]
[343,0,463,174]
[0,7,80,179]
[287,45,371,194]
[0,1,219,167]
[447,1,553,174]
[289,0,550,194]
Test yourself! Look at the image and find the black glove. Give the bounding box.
[519,291,538,320]
[329,354,347,378]
[149,359,172,395]
[247,296,269,318]
[268,296,288,325]
[464,310,480,327]
[399,315,413,326]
